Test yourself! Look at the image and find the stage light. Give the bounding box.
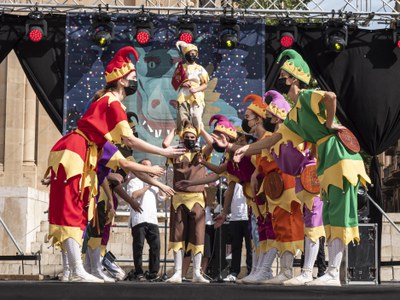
[219,16,240,50]
[91,12,115,47]
[277,18,298,49]
[392,20,400,49]
[25,11,47,43]
[324,20,348,53]
[177,15,197,43]
[134,13,154,45]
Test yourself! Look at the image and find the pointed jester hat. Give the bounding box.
[105,46,139,84]
[263,90,291,121]
[277,49,311,85]
[242,94,268,119]
[209,114,237,141]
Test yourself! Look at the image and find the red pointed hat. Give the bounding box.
[209,114,237,140]
[242,94,268,119]
[105,46,139,84]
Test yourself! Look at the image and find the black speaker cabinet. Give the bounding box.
[345,223,378,285]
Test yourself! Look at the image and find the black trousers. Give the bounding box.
[131,222,160,275]
[229,220,252,276]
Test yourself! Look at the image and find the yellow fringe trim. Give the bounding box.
[273,125,305,156]
[276,239,304,256]
[104,120,133,145]
[168,241,185,253]
[319,159,370,194]
[100,245,107,257]
[172,192,205,212]
[296,189,318,212]
[267,186,300,213]
[49,224,84,247]
[259,239,278,254]
[186,243,204,256]
[324,225,360,246]
[47,150,84,181]
[304,225,325,242]
[105,150,125,172]
[87,237,102,250]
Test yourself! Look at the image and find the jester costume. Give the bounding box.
[174,42,209,131]
[45,46,139,282]
[273,49,370,286]
[167,126,210,283]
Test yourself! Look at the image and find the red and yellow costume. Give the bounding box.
[46,47,138,247]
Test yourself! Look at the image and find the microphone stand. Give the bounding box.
[215,155,226,283]
[161,160,170,281]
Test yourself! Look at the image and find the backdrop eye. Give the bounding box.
[148,61,157,69]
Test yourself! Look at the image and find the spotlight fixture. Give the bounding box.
[25,10,47,43]
[219,16,240,50]
[324,20,348,53]
[393,20,400,49]
[177,15,197,44]
[91,12,115,47]
[134,13,154,45]
[277,18,298,49]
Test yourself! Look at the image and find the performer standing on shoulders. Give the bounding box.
[173,41,209,132]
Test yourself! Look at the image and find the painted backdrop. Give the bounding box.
[64,13,265,165]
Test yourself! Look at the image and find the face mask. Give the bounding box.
[185,53,197,63]
[263,118,276,132]
[212,142,225,153]
[241,119,252,133]
[184,139,196,150]
[275,77,291,95]
[124,80,138,96]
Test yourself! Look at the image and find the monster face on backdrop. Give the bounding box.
[64,14,265,165]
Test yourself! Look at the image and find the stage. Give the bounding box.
[1,281,400,300]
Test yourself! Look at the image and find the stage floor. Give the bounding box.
[1,281,400,300]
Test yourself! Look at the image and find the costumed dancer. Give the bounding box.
[45,46,184,282]
[163,125,212,283]
[173,41,209,132]
[259,90,326,286]
[243,94,304,285]
[234,49,370,286]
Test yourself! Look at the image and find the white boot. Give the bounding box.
[252,248,277,284]
[64,238,104,283]
[83,251,91,274]
[192,252,209,283]
[306,238,343,286]
[166,250,183,283]
[263,251,293,285]
[237,250,258,284]
[60,249,71,282]
[88,246,115,282]
[284,237,319,286]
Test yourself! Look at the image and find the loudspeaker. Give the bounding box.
[344,223,378,285]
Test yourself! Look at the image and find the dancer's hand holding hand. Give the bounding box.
[148,165,165,177]
[163,146,186,158]
[130,199,143,213]
[176,180,191,189]
[233,145,249,163]
[157,183,175,197]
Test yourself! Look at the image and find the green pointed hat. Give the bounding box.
[277,49,311,85]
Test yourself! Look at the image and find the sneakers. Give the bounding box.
[260,269,292,285]
[283,270,313,286]
[166,272,182,283]
[192,273,210,283]
[305,270,341,287]
[223,274,237,282]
